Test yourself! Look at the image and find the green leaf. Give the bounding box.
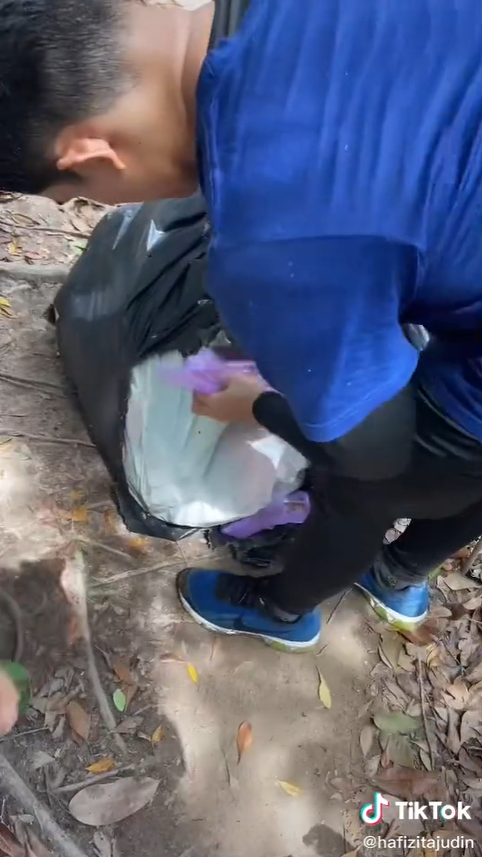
[113,689,127,712]
[373,711,422,736]
[0,661,31,712]
[386,735,417,769]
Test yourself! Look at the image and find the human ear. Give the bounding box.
[56,134,126,174]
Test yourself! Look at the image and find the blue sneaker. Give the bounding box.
[355,571,429,629]
[177,569,321,653]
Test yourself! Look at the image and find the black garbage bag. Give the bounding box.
[54,193,219,540]
[53,189,304,541]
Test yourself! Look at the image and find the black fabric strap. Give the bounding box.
[209,0,251,48]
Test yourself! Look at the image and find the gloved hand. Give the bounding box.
[192,373,266,424]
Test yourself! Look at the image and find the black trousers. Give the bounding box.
[265,387,482,614]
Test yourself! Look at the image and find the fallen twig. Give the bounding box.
[0,373,65,398]
[0,430,94,448]
[51,765,134,795]
[460,536,482,577]
[0,727,48,743]
[2,224,90,240]
[0,262,69,283]
[417,653,435,770]
[90,561,183,588]
[63,551,127,755]
[77,537,134,561]
[0,752,89,857]
[0,372,62,391]
[326,590,348,626]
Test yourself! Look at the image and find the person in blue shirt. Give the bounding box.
[3,0,482,651]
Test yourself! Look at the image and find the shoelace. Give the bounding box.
[216,574,262,609]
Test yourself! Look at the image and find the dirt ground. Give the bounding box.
[0,194,480,857]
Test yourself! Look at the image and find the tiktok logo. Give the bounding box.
[360,792,390,825]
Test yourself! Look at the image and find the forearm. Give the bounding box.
[253,386,415,481]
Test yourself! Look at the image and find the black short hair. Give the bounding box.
[0,0,127,194]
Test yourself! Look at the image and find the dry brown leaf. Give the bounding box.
[86,759,115,774]
[433,704,449,725]
[151,725,165,744]
[25,831,56,857]
[384,678,408,706]
[32,751,55,770]
[379,632,403,671]
[66,700,91,742]
[460,709,482,745]
[47,693,71,714]
[126,536,150,556]
[113,716,143,735]
[112,657,135,686]
[276,780,302,797]
[397,674,419,697]
[187,663,199,684]
[442,681,470,711]
[122,682,138,710]
[426,643,442,671]
[397,651,415,672]
[69,777,159,825]
[406,700,421,718]
[59,505,89,524]
[317,669,332,708]
[459,635,480,668]
[446,709,461,755]
[466,662,482,684]
[429,605,453,619]
[236,721,253,763]
[463,776,482,791]
[443,571,480,591]
[0,298,14,318]
[159,653,187,664]
[102,508,118,534]
[448,602,467,621]
[453,545,473,559]
[399,623,439,647]
[468,679,482,708]
[0,822,27,857]
[93,831,115,857]
[419,748,432,771]
[359,725,375,757]
[378,645,394,670]
[462,593,482,612]
[380,744,391,769]
[364,754,380,779]
[86,759,116,775]
[459,747,482,776]
[374,766,444,801]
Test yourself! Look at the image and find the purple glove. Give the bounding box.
[159,349,257,394]
[222,491,310,539]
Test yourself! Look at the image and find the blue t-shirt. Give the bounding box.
[197,0,482,442]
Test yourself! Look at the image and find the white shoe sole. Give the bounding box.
[178,589,321,653]
[355,582,428,629]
